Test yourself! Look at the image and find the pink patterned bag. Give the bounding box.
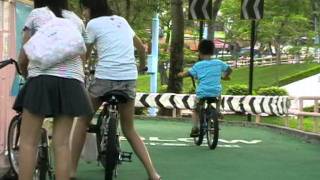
[23,10,86,69]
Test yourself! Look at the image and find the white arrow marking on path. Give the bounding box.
[254,0,261,19]
[242,0,249,19]
[190,0,198,19]
[202,0,210,19]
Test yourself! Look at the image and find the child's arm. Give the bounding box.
[222,67,232,80]
[178,71,191,78]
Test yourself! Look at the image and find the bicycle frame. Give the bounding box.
[87,91,132,180]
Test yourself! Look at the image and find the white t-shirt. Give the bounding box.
[86,15,137,80]
[24,7,86,82]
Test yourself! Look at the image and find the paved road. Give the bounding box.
[283,73,320,107]
[76,119,320,180]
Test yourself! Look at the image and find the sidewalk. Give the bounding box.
[283,73,320,107]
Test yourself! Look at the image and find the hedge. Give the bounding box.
[277,66,320,86]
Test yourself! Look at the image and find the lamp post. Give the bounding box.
[147,2,160,116]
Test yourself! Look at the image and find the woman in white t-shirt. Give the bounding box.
[70,0,160,179]
[13,0,93,179]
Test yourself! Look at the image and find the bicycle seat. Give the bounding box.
[100,90,129,105]
[200,97,219,104]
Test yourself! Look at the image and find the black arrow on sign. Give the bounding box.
[189,0,212,20]
[241,0,264,20]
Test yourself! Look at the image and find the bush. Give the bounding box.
[277,66,320,86]
[135,107,146,115]
[225,84,249,95]
[256,86,288,96]
[159,85,168,93]
[184,48,198,64]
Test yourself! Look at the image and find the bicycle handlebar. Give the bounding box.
[0,59,22,75]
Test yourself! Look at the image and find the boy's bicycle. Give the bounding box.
[1,59,54,180]
[191,77,220,150]
[85,71,132,180]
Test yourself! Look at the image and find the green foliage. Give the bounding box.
[277,66,320,86]
[256,87,288,96]
[184,48,198,64]
[225,84,249,95]
[134,107,147,115]
[303,106,318,112]
[159,85,168,93]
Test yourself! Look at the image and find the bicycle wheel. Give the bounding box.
[36,128,54,180]
[206,107,219,150]
[104,112,120,180]
[96,108,108,168]
[7,115,21,175]
[194,108,206,146]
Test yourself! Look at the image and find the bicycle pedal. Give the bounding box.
[120,151,133,162]
[87,124,98,133]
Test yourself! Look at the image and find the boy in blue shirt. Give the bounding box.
[178,39,232,137]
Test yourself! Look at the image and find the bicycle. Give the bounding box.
[191,77,220,150]
[84,69,132,180]
[88,90,133,180]
[1,59,54,180]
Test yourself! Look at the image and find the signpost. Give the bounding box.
[189,0,213,41]
[241,0,264,121]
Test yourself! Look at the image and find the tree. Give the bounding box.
[167,0,184,93]
[220,0,314,64]
[207,0,224,40]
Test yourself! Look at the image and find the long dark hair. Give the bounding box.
[34,0,68,18]
[79,0,114,19]
[33,0,46,8]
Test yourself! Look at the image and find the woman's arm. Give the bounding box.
[18,30,31,78]
[133,35,146,72]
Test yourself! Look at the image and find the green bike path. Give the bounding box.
[77,119,320,180]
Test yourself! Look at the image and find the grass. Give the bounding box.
[137,63,320,93]
[223,114,320,133]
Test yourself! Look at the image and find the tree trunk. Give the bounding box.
[207,0,223,40]
[125,0,131,20]
[159,0,184,116]
[167,0,184,93]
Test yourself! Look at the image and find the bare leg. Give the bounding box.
[70,97,102,178]
[52,116,74,180]
[119,100,160,180]
[192,110,199,128]
[18,109,44,180]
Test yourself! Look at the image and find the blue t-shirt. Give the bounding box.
[188,59,229,98]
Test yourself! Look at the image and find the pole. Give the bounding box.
[199,21,204,41]
[314,1,320,61]
[247,20,256,122]
[148,13,160,117]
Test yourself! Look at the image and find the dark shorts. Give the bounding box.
[13,75,94,117]
[88,78,136,100]
[194,96,221,112]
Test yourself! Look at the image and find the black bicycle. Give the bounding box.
[1,59,54,180]
[87,90,133,180]
[191,77,220,150]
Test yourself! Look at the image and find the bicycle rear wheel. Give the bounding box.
[7,115,21,175]
[104,112,120,180]
[35,128,54,180]
[96,108,107,168]
[206,107,219,150]
[194,108,206,146]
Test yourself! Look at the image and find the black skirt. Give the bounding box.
[13,75,93,117]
